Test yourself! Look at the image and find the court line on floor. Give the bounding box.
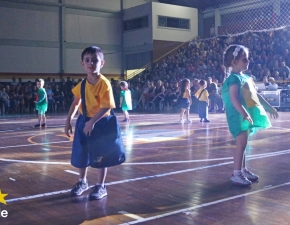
[118,181,290,225]
[6,161,232,203]
[0,140,71,149]
[1,149,290,165]
[118,211,144,220]
[5,150,290,203]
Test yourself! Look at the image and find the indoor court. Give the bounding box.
[0,112,290,225]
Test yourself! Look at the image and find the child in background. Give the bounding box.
[195,80,210,122]
[34,79,48,128]
[120,81,132,122]
[179,78,192,123]
[222,45,278,186]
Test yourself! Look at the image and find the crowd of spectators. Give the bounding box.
[0,77,81,115]
[120,27,290,112]
[2,27,290,115]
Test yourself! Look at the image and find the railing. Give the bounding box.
[126,36,199,80]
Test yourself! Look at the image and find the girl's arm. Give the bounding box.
[229,84,253,124]
[187,89,192,105]
[120,96,123,107]
[257,93,279,119]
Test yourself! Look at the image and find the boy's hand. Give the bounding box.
[65,120,73,137]
[268,107,279,119]
[83,120,94,136]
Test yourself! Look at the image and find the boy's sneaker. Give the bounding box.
[34,124,40,128]
[204,119,210,122]
[89,185,107,200]
[242,168,259,182]
[184,119,192,123]
[70,181,89,197]
[230,172,252,186]
[41,123,46,127]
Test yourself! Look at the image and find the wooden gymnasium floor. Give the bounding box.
[0,111,290,225]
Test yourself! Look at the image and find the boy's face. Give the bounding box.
[36,81,41,89]
[81,53,104,75]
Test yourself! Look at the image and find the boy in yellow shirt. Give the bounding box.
[65,46,116,200]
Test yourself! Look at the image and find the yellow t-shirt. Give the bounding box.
[182,89,190,98]
[72,74,115,117]
[195,88,209,102]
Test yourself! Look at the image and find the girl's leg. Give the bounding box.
[180,108,185,121]
[185,109,190,120]
[234,131,248,170]
[41,114,46,126]
[38,114,41,125]
[125,111,129,119]
[230,130,252,185]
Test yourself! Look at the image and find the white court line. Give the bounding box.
[0,140,71,149]
[6,161,231,203]
[2,149,290,165]
[118,181,290,225]
[5,150,290,203]
[64,170,79,175]
[118,211,144,220]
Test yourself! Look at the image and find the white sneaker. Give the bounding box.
[184,119,192,123]
[179,119,184,123]
[230,171,252,186]
[242,168,259,182]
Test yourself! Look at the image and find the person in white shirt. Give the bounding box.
[267,77,278,91]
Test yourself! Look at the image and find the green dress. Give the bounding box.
[221,73,271,138]
[120,90,132,111]
[36,87,48,113]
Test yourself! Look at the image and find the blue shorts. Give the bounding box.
[71,114,125,168]
[180,98,190,109]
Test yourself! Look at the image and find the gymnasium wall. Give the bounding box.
[0,0,122,81]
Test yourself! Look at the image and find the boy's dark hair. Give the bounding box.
[81,46,104,61]
[199,79,206,86]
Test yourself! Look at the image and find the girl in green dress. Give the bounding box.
[222,45,278,186]
[34,79,48,128]
[120,81,132,122]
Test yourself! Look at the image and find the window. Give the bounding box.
[124,16,149,31]
[158,16,190,29]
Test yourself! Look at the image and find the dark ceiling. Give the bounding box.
[158,0,247,10]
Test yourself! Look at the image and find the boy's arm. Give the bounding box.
[36,89,46,103]
[83,108,111,136]
[229,84,253,124]
[65,96,81,137]
[257,93,278,118]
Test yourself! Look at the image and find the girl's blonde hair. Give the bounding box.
[120,81,128,88]
[37,78,45,87]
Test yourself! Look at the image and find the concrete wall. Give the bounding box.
[0,0,122,76]
[152,2,198,42]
